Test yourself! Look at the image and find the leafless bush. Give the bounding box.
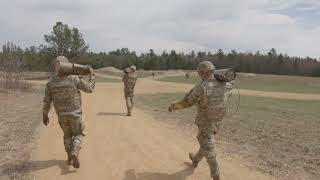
[0,60,31,92]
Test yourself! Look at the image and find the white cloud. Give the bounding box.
[0,0,319,58]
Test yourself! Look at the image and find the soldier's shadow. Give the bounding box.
[97,112,127,116]
[0,160,76,176]
[123,162,195,180]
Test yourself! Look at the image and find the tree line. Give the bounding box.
[1,22,320,77]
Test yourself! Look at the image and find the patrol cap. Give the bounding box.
[197,61,215,72]
[130,65,137,71]
[53,56,70,65]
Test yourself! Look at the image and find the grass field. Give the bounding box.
[135,93,320,179]
[22,71,122,83]
[97,71,164,78]
[157,74,320,94]
[137,71,164,78]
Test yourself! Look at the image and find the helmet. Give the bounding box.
[124,68,130,73]
[130,65,137,71]
[197,61,215,72]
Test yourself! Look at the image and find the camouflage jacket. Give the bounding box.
[42,74,95,117]
[171,79,232,126]
[122,72,137,94]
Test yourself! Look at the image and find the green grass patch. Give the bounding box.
[136,92,320,133]
[135,93,320,178]
[157,74,320,94]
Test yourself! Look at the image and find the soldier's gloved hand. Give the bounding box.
[43,114,49,126]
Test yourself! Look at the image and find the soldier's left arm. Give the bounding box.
[170,84,203,111]
[75,74,95,93]
[122,73,128,82]
[42,82,52,117]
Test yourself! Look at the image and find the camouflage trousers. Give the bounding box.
[193,122,222,178]
[124,92,134,115]
[58,114,85,156]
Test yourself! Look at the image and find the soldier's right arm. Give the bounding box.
[169,84,203,111]
[75,74,95,93]
[42,82,52,116]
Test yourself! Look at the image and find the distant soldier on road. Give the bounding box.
[152,72,155,78]
[168,61,232,180]
[122,65,138,116]
[42,56,95,168]
[185,72,190,79]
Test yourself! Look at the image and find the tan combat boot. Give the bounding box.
[127,109,132,116]
[71,147,81,168]
[213,175,221,180]
[189,153,199,168]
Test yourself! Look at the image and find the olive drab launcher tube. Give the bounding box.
[57,62,91,76]
[214,68,236,82]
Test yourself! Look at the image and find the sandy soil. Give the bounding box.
[30,82,274,180]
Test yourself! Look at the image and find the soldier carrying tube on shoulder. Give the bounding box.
[42,56,95,169]
[122,65,138,116]
[168,61,234,180]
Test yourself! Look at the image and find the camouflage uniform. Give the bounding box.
[122,66,137,116]
[185,73,190,79]
[170,61,231,180]
[43,59,95,167]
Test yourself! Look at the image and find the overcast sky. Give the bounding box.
[0,0,319,58]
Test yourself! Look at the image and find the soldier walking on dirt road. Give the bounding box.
[122,65,138,116]
[168,61,231,180]
[185,72,190,79]
[42,56,95,168]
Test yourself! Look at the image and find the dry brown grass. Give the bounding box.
[0,61,32,92]
[135,93,320,180]
[0,90,42,179]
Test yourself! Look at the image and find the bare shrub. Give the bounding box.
[0,60,31,92]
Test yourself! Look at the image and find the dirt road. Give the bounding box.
[30,81,274,180]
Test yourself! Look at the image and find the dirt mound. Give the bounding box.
[96,67,122,73]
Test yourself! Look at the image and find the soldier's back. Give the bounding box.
[48,75,81,114]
